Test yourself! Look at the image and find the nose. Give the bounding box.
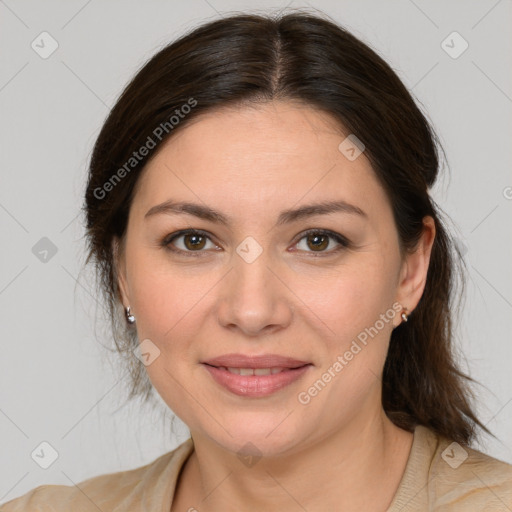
[215,246,293,338]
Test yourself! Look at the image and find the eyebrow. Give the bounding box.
[144,199,367,225]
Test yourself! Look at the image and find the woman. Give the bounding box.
[4,10,511,512]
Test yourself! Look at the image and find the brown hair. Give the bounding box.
[82,10,491,445]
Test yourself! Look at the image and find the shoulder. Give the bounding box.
[423,426,512,510]
[0,439,194,512]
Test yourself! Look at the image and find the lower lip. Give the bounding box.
[202,364,312,397]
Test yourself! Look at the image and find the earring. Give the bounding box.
[125,306,136,324]
[401,308,409,323]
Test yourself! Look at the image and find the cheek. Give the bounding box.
[124,246,185,342]
[125,248,220,371]
[126,260,208,419]
[295,267,397,419]
[301,261,395,343]
[130,270,200,343]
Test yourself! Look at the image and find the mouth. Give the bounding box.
[201,353,311,369]
[204,365,305,376]
[200,354,313,397]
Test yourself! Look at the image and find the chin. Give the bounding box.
[201,417,308,459]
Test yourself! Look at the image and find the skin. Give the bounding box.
[114,100,436,512]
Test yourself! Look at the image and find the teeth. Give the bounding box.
[223,367,286,375]
[254,368,271,376]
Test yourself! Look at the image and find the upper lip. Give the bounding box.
[202,353,311,369]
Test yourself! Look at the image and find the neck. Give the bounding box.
[173,409,414,512]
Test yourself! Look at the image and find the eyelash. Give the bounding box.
[161,228,350,258]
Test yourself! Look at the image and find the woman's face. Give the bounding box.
[115,101,432,456]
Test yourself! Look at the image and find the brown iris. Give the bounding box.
[306,233,329,251]
[183,233,207,250]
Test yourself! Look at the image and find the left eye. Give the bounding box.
[293,229,349,255]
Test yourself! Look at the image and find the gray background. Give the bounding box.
[1,0,511,504]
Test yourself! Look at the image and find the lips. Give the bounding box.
[217,367,287,376]
[202,353,310,369]
[201,353,312,397]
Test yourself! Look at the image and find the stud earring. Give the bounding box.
[401,308,409,323]
[125,306,136,324]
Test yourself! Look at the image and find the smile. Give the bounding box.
[217,366,289,375]
[201,363,312,397]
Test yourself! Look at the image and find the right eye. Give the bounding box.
[162,229,219,257]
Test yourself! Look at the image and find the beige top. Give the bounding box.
[2,425,511,511]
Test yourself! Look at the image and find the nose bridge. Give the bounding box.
[216,235,292,335]
[234,237,273,293]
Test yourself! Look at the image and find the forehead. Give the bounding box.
[157,100,349,168]
[131,101,390,225]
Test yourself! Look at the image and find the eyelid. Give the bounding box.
[163,229,219,257]
[291,228,350,254]
[162,228,350,257]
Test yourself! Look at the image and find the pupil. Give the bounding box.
[309,234,328,251]
[186,234,205,250]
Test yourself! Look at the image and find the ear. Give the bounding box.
[393,216,436,326]
[112,236,130,306]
